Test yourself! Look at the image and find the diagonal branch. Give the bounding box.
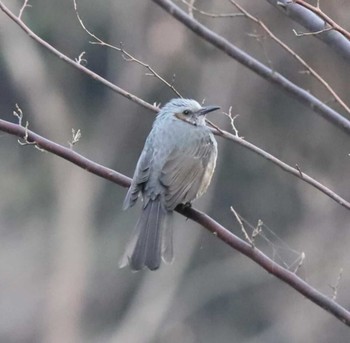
[0,1,156,114]
[73,0,182,98]
[228,0,350,115]
[0,1,349,210]
[0,119,131,188]
[151,0,350,135]
[215,129,350,211]
[1,0,350,134]
[294,0,350,41]
[0,117,349,326]
[266,0,350,62]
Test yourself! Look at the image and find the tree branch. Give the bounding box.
[0,119,131,188]
[0,1,156,114]
[266,0,350,62]
[294,0,350,41]
[215,129,350,211]
[2,0,350,134]
[0,117,349,326]
[73,0,183,98]
[228,0,350,116]
[0,1,349,211]
[151,0,350,135]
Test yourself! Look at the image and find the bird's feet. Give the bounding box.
[178,202,192,211]
[183,202,192,209]
[177,202,192,221]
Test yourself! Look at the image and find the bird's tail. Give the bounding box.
[119,197,173,271]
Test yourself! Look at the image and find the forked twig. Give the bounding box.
[231,206,254,246]
[228,0,350,115]
[0,0,349,210]
[73,0,182,97]
[293,26,333,37]
[12,104,45,151]
[294,0,350,41]
[2,117,349,326]
[18,0,31,20]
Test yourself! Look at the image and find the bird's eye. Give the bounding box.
[183,110,190,115]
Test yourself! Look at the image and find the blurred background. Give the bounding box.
[0,0,349,342]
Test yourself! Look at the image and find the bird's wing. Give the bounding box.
[123,147,153,210]
[160,135,216,210]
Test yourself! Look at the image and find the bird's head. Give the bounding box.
[159,98,220,126]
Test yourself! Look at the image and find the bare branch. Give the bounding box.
[151,0,350,134]
[230,206,254,246]
[1,117,350,327]
[18,0,31,20]
[68,128,82,149]
[12,104,45,151]
[73,0,182,97]
[0,1,157,113]
[295,164,303,178]
[75,51,87,65]
[117,43,182,97]
[1,1,349,210]
[180,0,244,18]
[213,127,350,211]
[294,0,350,41]
[186,0,195,17]
[292,26,333,37]
[0,118,131,187]
[267,0,350,62]
[223,106,242,138]
[229,0,350,116]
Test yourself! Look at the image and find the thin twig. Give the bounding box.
[293,26,333,37]
[295,164,303,178]
[12,104,45,151]
[75,51,87,65]
[0,1,157,114]
[205,119,225,135]
[181,0,244,18]
[187,0,195,17]
[239,215,304,271]
[0,1,349,210]
[73,0,182,97]
[68,128,82,149]
[229,0,350,115]
[294,0,350,41]
[230,206,254,246]
[211,127,350,211]
[18,0,31,20]
[222,106,242,138]
[1,117,350,327]
[151,0,350,134]
[0,118,131,187]
[266,0,350,62]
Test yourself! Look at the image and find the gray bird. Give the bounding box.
[121,98,220,271]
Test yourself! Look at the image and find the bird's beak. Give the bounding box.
[198,105,221,116]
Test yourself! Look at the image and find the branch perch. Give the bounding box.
[0,117,349,326]
[0,1,349,210]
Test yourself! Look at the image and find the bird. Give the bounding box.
[120,98,220,271]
